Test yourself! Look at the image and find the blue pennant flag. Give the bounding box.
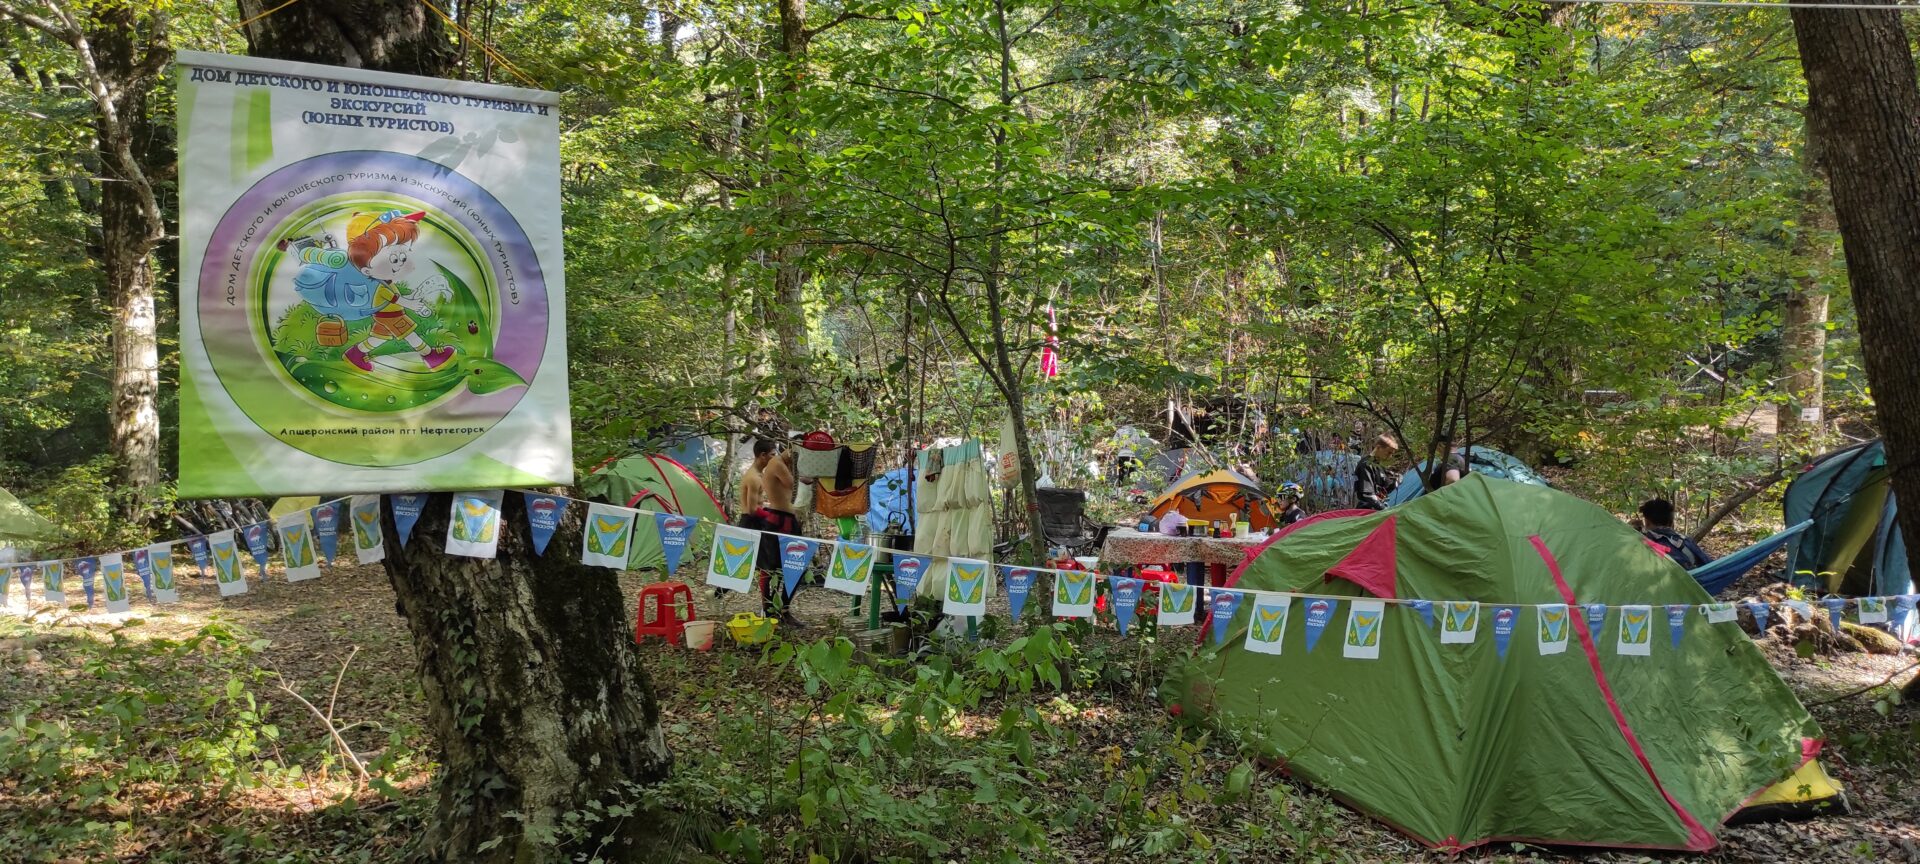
[1301,597,1337,652]
[1002,565,1037,620]
[1408,599,1435,629]
[312,502,342,563]
[187,535,211,576]
[1110,576,1144,635]
[1667,604,1690,647]
[523,493,565,556]
[75,556,98,607]
[1209,590,1244,646]
[131,548,155,600]
[17,563,31,598]
[1820,598,1847,630]
[655,512,696,575]
[1897,595,1918,625]
[892,554,931,612]
[242,522,272,572]
[779,536,819,599]
[1492,605,1520,660]
[390,494,428,546]
[1585,603,1608,635]
[1749,602,1770,633]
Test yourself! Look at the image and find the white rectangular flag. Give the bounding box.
[581,502,637,569]
[1158,583,1198,627]
[210,530,248,596]
[943,557,991,617]
[707,524,760,593]
[349,494,386,565]
[1343,599,1386,660]
[1857,596,1889,625]
[1244,596,1291,655]
[1617,605,1654,656]
[277,511,323,582]
[101,553,131,614]
[150,544,179,604]
[823,541,876,596]
[1537,604,1571,655]
[1051,569,1095,618]
[41,561,65,606]
[445,490,505,559]
[1702,602,1738,624]
[1440,601,1480,644]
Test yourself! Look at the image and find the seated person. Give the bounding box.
[1274,482,1308,526]
[1354,435,1400,510]
[1638,498,1713,570]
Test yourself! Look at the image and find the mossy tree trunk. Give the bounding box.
[237,5,672,859]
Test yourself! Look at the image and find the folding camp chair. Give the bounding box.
[1035,487,1109,557]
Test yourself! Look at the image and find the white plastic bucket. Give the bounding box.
[684,620,718,651]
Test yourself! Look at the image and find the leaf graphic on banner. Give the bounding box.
[461,358,529,394]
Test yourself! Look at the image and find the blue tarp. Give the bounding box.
[1688,520,1813,596]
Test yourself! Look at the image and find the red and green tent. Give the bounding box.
[1177,474,1832,852]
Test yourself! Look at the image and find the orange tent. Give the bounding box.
[1147,469,1277,532]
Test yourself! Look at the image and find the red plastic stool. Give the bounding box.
[634,582,695,644]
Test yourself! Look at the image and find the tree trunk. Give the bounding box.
[385,495,672,861]
[1790,1,1920,626]
[239,7,672,859]
[770,0,812,418]
[1778,148,1836,444]
[84,5,164,521]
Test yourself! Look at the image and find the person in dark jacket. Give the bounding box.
[1638,498,1713,570]
[1274,482,1309,526]
[1354,435,1400,510]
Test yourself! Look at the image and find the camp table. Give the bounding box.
[1097,528,1270,596]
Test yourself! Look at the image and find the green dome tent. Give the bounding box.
[1180,474,1832,852]
[579,454,727,571]
[0,487,55,544]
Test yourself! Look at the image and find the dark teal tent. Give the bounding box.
[1783,440,1911,597]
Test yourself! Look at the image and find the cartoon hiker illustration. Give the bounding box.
[340,210,457,372]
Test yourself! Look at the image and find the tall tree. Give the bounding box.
[0,0,166,521]
[237,5,670,860]
[1787,1,1920,697]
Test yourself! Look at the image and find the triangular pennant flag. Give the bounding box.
[149,544,178,604]
[1703,602,1737,624]
[1585,603,1608,636]
[1302,597,1337,652]
[75,556,98,607]
[210,530,247,596]
[446,491,505,559]
[1858,596,1888,625]
[18,563,35,605]
[1618,605,1653,656]
[278,511,321,582]
[390,494,428,547]
[1537,604,1570,655]
[1158,582,1197,627]
[582,502,637,569]
[1245,595,1291,655]
[1820,598,1847,630]
[130,547,155,601]
[706,524,760,593]
[892,555,932,612]
[782,537,823,603]
[186,535,211,576]
[1666,604,1690,648]
[312,501,342,564]
[1001,565,1038,620]
[1,565,12,606]
[944,557,989,617]
[824,542,876,596]
[1208,590,1244,646]
[1749,602,1771,633]
[1344,599,1386,660]
[101,554,130,613]
[1052,568,1095,618]
[1491,605,1519,659]
[41,561,65,605]
[349,495,385,565]
[523,493,566,556]
[654,511,697,576]
[1108,575,1143,635]
[1441,601,1479,644]
[241,523,272,577]
[1408,599,1435,629]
